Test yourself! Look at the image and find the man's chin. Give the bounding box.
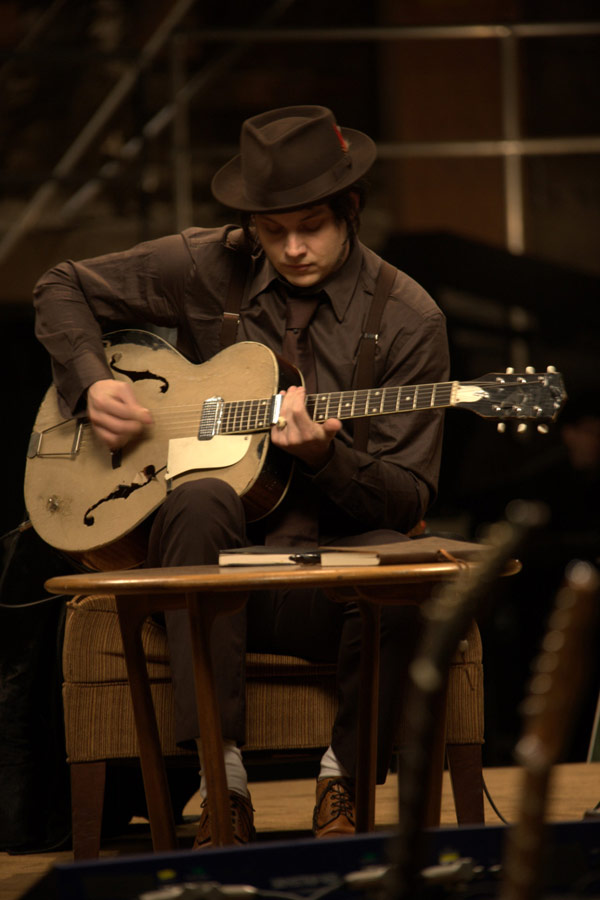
[281,269,321,288]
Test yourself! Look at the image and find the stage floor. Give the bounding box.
[1,762,598,900]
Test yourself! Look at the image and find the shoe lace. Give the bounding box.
[324,781,355,820]
[230,792,254,830]
[198,793,254,841]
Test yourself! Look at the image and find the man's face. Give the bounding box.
[253,204,350,288]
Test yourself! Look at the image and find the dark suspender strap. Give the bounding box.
[219,242,252,349]
[220,311,241,349]
[352,259,397,452]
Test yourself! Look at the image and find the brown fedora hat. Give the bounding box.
[211,105,376,212]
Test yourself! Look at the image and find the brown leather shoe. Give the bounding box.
[193,791,255,849]
[312,777,356,838]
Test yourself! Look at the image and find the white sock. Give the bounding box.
[318,745,350,781]
[196,738,249,800]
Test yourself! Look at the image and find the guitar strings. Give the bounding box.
[50,381,460,449]
[61,375,530,430]
[52,372,552,447]
[38,374,551,457]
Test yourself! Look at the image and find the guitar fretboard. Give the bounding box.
[216,381,455,435]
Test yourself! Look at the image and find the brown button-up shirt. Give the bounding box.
[33,224,449,537]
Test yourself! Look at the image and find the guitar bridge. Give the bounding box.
[199,397,223,439]
[27,418,85,459]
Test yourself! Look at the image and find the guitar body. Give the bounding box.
[24,331,298,568]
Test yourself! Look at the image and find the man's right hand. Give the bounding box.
[87,379,153,451]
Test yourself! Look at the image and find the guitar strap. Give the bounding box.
[352,259,397,452]
[218,246,396,453]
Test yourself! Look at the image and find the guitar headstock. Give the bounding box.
[454,366,566,430]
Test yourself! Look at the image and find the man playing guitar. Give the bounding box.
[32,106,449,846]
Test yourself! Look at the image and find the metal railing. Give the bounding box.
[1,16,598,263]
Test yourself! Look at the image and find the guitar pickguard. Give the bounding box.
[165,435,252,481]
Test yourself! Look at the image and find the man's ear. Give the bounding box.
[347,191,360,234]
[242,213,259,247]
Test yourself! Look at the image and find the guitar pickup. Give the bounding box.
[199,397,223,440]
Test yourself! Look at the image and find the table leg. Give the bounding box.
[116,594,178,852]
[355,600,381,832]
[186,591,248,846]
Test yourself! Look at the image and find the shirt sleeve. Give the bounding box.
[310,292,450,535]
[32,233,192,414]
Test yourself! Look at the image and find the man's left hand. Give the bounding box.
[271,385,341,470]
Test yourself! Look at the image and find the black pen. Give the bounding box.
[289,552,321,564]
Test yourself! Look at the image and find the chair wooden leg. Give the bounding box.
[446,742,485,824]
[70,760,106,860]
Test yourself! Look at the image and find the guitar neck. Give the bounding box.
[307,382,454,422]
[212,367,564,434]
[218,381,454,434]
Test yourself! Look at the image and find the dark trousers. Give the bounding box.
[147,478,422,783]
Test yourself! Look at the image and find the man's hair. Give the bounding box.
[240,178,369,248]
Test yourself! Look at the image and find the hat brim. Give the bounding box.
[211,127,376,212]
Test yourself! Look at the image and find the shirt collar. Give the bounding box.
[247,240,365,322]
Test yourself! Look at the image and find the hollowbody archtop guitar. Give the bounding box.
[24,329,566,568]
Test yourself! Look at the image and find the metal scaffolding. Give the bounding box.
[1,17,599,263]
[0,0,201,265]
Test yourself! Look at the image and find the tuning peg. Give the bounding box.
[546,365,557,373]
[497,422,506,433]
[517,423,528,433]
[525,366,536,374]
[505,367,514,374]
[537,424,549,434]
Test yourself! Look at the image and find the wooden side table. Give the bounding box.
[45,560,519,851]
